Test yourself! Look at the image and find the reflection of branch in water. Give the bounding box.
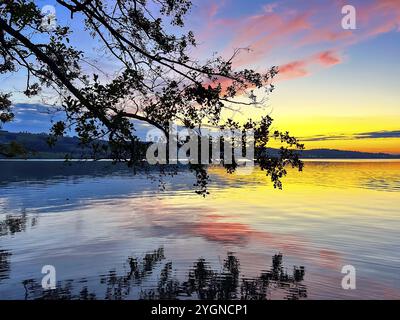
[21,249,307,300]
[142,261,180,300]
[241,253,307,300]
[0,211,38,236]
[0,211,39,282]
[22,279,96,300]
[0,249,11,282]
[180,253,240,300]
[101,248,165,300]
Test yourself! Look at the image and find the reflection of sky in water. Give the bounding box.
[0,160,400,299]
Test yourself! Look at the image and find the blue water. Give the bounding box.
[0,160,399,299]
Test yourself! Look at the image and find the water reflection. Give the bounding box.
[0,211,38,236]
[0,250,11,282]
[1,160,400,299]
[1,161,400,216]
[21,248,306,300]
[294,160,400,192]
[0,211,39,282]
[0,161,211,214]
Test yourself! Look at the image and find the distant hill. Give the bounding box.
[1,131,399,159]
[0,130,101,159]
[298,148,400,159]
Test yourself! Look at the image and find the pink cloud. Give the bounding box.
[316,50,342,66]
[278,50,342,80]
[192,0,399,82]
[204,50,342,87]
[228,11,312,66]
[278,60,309,80]
[358,0,400,35]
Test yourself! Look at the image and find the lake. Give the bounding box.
[0,160,399,300]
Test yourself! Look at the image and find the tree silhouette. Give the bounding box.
[0,0,304,192]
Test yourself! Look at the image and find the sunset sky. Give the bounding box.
[186,0,400,153]
[4,0,400,153]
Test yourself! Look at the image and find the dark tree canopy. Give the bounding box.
[0,0,304,193]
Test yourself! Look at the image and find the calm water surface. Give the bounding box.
[0,160,399,299]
